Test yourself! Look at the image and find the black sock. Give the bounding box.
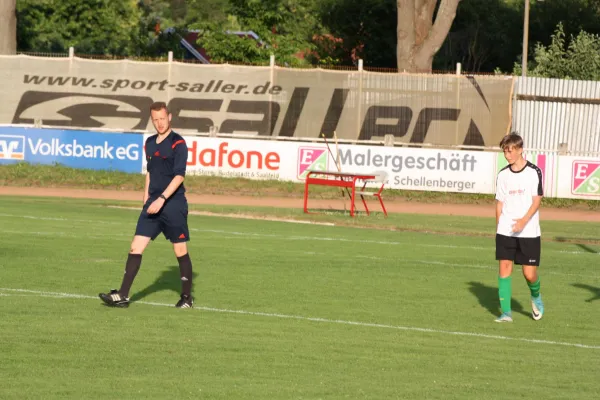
[119,253,142,298]
[177,253,193,297]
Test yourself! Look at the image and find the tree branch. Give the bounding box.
[420,0,460,55]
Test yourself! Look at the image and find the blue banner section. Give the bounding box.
[0,127,144,173]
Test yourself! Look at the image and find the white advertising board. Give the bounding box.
[141,134,497,194]
[556,156,600,200]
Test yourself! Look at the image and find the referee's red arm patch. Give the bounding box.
[172,140,185,149]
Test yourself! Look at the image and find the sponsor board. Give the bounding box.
[0,135,25,161]
[1,56,514,146]
[572,161,600,196]
[141,134,299,181]
[555,156,600,200]
[297,147,329,179]
[138,133,494,194]
[333,145,496,193]
[0,127,143,173]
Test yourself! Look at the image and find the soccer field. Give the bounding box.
[1,196,599,399]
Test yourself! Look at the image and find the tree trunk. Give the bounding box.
[397,0,460,72]
[0,0,17,54]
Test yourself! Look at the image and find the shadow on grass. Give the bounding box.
[571,283,600,303]
[130,266,199,303]
[467,281,530,317]
[308,208,386,217]
[555,237,600,252]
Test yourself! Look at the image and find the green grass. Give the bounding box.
[2,162,599,210]
[1,196,600,399]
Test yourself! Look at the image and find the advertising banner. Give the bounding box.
[556,156,600,200]
[0,55,514,147]
[138,134,496,194]
[141,134,299,181]
[334,144,497,193]
[0,126,143,173]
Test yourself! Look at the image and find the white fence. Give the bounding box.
[513,77,600,157]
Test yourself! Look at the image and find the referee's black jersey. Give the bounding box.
[144,131,188,199]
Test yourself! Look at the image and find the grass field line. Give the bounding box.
[197,228,600,258]
[1,213,597,256]
[1,287,599,351]
[0,213,123,225]
[195,228,490,250]
[0,212,489,251]
[352,255,600,279]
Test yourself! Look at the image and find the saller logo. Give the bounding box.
[572,161,600,195]
[12,91,153,130]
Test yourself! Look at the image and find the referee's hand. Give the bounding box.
[147,197,165,214]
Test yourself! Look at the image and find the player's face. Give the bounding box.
[150,108,172,135]
[503,145,522,164]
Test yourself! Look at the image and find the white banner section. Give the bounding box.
[556,156,600,200]
[141,135,497,194]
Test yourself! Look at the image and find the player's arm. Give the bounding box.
[496,200,503,226]
[495,174,506,227]
[160,138,187,200]
[521,195,542,223]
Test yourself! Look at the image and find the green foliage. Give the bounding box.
[131,1,187,59]
[13,0,600,72]
[17,0,141,55]
[193,0,322,66]
[183,0,229,26]
[512,23,600,80]
[319,0,396,67]
[434,0,522,73]
[436,0,600,73]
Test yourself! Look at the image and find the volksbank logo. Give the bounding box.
[28,138,140,160]
[572,161,600,195]
[0,135,25,160]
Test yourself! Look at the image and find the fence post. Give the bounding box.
[455,62,462,145]
[167,51,173,112]
[269,54,275,136]
[356,59,364,141]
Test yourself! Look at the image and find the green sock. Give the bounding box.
[498,276,512,314]
[528,277,541,298]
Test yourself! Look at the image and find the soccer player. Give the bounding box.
[494,133,544,322]
[99,101,194,309]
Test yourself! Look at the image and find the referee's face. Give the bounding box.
[151,108,172,135]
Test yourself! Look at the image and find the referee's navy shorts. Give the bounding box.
[496,234,540,266]
[135,196,190,243]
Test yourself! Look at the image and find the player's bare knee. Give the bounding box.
[498,260,513,277]
[522,266,538,282]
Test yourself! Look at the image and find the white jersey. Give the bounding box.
[496,161,543,238]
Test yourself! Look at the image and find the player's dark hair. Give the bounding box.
[150,101,169,113]
[499,132,523,150]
